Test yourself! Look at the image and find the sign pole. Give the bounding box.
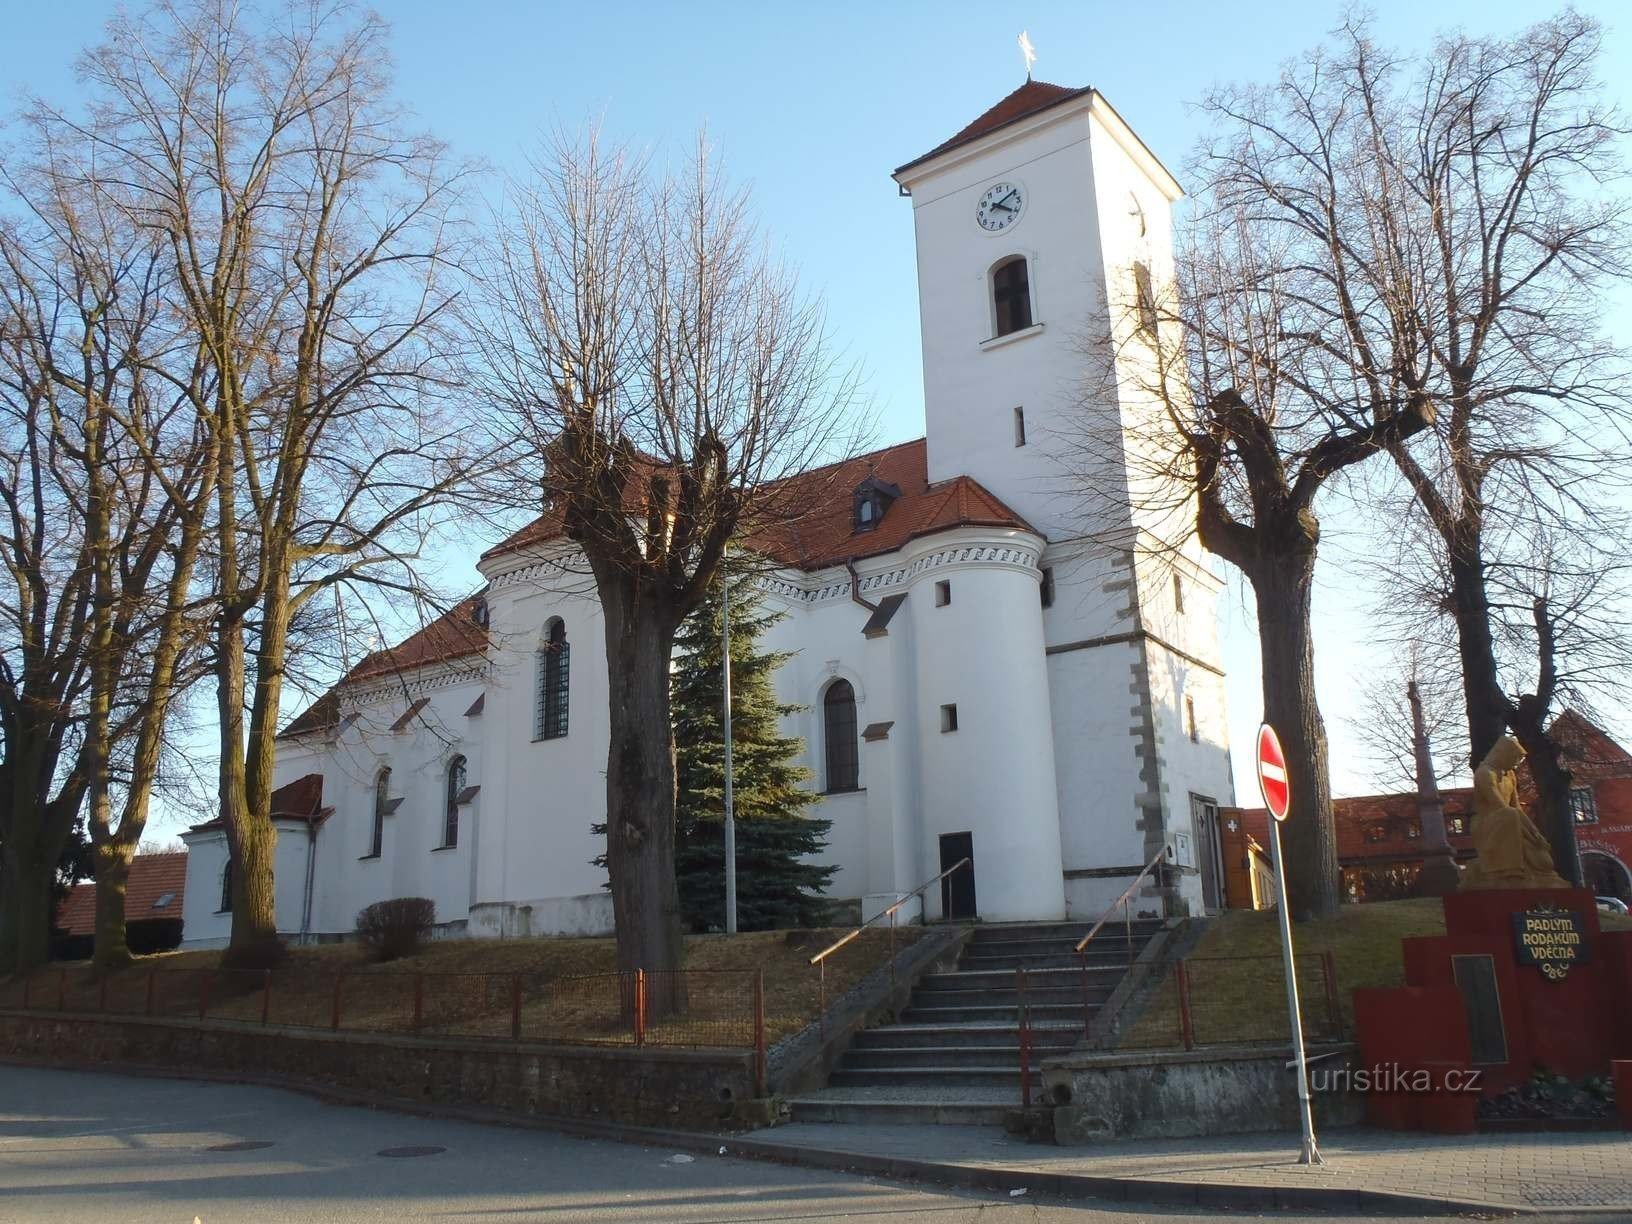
[1270,817,1322,1165]
[1257,722,1321,1167]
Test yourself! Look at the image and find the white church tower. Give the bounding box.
[894,82,1236,916]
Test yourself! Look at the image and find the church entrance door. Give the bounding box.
[1192,794,1224,912]
[939,831,977,920]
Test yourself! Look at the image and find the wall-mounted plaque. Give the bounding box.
[1451,954,1508,1066]
[1512,906,1589,981]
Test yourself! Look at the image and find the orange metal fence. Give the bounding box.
[0,964,766,1088]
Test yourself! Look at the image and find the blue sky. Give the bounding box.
[8,2,1631,830]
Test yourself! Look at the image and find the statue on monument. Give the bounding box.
[1460,735,1570,890]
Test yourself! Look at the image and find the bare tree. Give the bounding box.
[1076,201,1431,918]
[1196,12,1632,884]
[467,130,857,991]
[65,0,482,966]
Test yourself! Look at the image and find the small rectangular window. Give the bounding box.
[1013,406,1026,447]
[1185,694,1198,743]
[935,579,951,607]
[940,703,958,733]
[1571,788,1599,824]
[1173,572,1185,615]
[1039,567,1054,608]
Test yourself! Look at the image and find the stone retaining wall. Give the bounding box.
[0,1009,758,1131]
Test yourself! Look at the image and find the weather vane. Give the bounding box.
[1018,30,1037,80]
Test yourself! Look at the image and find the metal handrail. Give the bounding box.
[1074,847,1168,954]
[810,856,971,1041]
[809,857,972,967]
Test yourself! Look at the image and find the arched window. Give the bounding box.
[369,767,390,858]
[536,618,570,740]
[823,679,859,793]
[443,755,466,849]
[218,861,232,914]
[992,256,1033,336]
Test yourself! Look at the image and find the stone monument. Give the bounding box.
[1460,735,1570,890]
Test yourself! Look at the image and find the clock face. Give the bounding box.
[975,181,1026,232]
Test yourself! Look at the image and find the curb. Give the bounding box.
[5,1055,1617,1217]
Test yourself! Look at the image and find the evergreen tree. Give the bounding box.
[672,574,834,931]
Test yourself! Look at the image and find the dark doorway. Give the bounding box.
[939,832,977,920]
[1192,794,1224,912]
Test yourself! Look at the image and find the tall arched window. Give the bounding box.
[369,767,390,858]
[218,861,232,913]
[992,256,1033,336]
[536,618,570,740]
[823,679,859,793]
[443,755,466,849]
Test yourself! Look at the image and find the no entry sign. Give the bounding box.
[1257,723,1290,822]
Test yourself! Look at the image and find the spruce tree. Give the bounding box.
[671,573,835,931]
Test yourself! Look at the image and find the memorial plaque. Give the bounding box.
[1451,954,1508,1066]
[1511,906,1589,981]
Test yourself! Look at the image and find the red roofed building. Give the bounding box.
[1220,713,1632,907]
[183,80,1238,943]
[54,851,187,956]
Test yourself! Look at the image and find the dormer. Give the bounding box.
[853,476,901,532]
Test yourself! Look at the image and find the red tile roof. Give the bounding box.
[187,772,331,830]
[895,80,1090,176]
[280,597,488,738]
[287,443,1031,738]
[54,851,186,937]
[484,438,1034,572]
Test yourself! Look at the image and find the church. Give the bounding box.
[180,80,1237,946]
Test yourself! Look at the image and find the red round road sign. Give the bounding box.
[1257,723,1291,822]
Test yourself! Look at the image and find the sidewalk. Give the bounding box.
[735,1121,1632,1215]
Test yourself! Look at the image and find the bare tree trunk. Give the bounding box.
[91,840,130,967]
[601,584,686,1012]
[0,793,57,975]
[1445,540,1509,770]
[1249,546,1342,920]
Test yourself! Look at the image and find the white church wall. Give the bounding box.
[476,559,614,934]
[902,534,1064,922]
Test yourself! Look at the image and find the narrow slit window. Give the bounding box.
[940,703,959,733]
[536,619,570,740]
[1135,261,1158,335]
[1040,567,1055,609]
[442,755,466,849]
[935,580,951,607]
[1013,406,1026,447]
[1173,572,1185,614]
[1186,695,1198,743]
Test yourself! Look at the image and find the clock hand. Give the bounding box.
[999,189,1020,208]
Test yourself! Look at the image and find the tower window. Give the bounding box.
[1186,695,1198,743]
[218,862,232,914]
[1013,406,1026,447]
[940,703,959,733]
[1040,567,1055,609]
[992,257,1033,337]
[1173,572,1185,614]
[1135,261,1158,336]
[935,580,951,607]
[823,679,860,793]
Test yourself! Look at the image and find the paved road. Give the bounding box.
[0,1065,1609,1222]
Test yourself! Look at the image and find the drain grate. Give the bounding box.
[206,1141,275,1153]
[377,1145,446,1158]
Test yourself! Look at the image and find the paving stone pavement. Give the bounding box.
[748,1121,1632,1213]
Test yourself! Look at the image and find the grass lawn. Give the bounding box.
[1120,898,1449,1049]
[1119,898,1632,1051]
[1,925,922,1050]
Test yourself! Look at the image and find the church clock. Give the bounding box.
[975,181,1026,232]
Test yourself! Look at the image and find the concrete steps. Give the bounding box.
[787,918,1162,1126]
